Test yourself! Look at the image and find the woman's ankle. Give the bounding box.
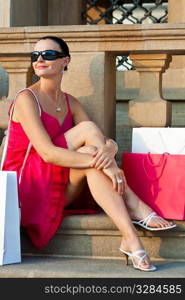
[120,236,145,253]
[124,190,153,221]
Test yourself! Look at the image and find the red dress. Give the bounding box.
[3,88,99,249]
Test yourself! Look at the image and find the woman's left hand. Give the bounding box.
[91,144,115,170]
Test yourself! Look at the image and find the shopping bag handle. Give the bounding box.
[142,152,168,181]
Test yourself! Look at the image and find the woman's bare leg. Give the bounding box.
[65,165,152,269]
[64,122,173,228]
[64,145,152,269]
[63,121,168,268]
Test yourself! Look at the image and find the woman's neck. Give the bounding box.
[38,76,63,102]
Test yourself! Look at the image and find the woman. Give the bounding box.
[2,36,176,272]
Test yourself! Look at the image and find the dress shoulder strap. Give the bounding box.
[0,87,42,186]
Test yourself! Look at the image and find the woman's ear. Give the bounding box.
[64,57,70,71]
[65,56,71,65]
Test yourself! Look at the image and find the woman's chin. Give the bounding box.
[35,71,59,79]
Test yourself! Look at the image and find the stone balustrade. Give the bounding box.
[0,23,185,140]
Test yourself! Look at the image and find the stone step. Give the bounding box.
[21,213,185,260]
[0,255,185,278]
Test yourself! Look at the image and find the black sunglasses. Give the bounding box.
[31,50,67,62]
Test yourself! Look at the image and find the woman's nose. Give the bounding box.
[37,54,44,61]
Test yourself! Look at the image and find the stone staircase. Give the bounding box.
[21,213,185,260]
[1,213,185,278]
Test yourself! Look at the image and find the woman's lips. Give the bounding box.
[36,65,48,69]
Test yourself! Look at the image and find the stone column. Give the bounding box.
[0,0,48,27]
[0,0,11,26]
[0,56,32,129]
[48,0,84,25]
[62,52,116,138]
[168,0,185,22]
[164,0,185,101]
[128,53,172,127]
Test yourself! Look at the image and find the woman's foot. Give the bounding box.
[132,212,176,231]
[124,186,176,230]
[119,237,156,271]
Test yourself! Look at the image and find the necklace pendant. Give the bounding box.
[56,106,62,112]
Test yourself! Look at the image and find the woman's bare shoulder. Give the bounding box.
[16,83,38,97]
[13,86,40,122]
[66,93,90,123]
[66,93,83,111]
[67,93,78,103]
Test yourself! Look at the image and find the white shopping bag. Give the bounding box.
[0,171,21,265]
[132,127,185,154]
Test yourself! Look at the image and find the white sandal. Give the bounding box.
[132,212,177,231]
[119,248,157,272]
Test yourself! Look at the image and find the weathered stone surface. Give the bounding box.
[63,52,116,136]
[0,97,11,129]
[128,100,171,127]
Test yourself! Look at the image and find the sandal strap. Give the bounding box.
[131,250,148,269]
[145,212,164,227]
[131,249,146,256]
[137,253,147,268]
[138,212,157,227]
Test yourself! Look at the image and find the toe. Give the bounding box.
[150,216,174,229]
[140,256,153,270]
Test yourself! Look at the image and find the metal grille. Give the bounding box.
[83,0,168,25]
[82,0,168,70]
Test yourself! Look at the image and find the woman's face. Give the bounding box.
[32,39,70,78]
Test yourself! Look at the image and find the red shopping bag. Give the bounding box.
[122,152,185,220]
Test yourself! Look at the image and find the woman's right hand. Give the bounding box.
[102,159,126,196]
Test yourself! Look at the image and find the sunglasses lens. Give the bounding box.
[43,52,57,60]
[31,52,39,62]
[31,50,66,62]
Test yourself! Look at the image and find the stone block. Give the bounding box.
[62,51,116,137]
[128,100,172,127]
[0,98,11,129]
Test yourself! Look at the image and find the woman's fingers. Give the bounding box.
[92,148,114,168]
[116,170,126,195]
[97,158,112,170]
[116,177,122,195]
[93,150,101,157]
[94,155,111,169]
[112,176,117,191]
[91,153,103,167]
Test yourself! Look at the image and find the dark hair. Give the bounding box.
[39,36,70,71]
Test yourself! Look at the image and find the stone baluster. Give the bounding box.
[0,56,32,129]
[128,53,172,127]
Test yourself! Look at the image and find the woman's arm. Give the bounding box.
[13,92,94,169]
